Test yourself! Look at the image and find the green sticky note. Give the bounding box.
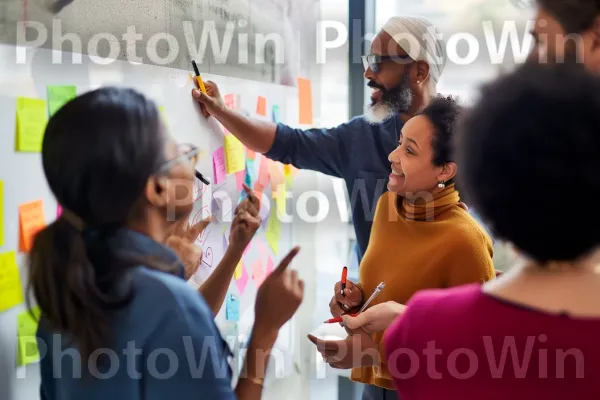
[0,251,25,312]
[17,306,41,367]
[16,98,48,153]
[47,85,76,116]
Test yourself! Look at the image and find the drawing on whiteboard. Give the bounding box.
[202,246,213,268]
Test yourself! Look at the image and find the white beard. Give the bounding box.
[364,101,395,125]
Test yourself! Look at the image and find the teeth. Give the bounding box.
[391,169,404,176]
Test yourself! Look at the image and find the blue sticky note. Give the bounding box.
[272,105,280,123]
[226,294,240,321]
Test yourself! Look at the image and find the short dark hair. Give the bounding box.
[537,0,600,33]
[456,62,600,263]
[418,94,461,167]
[29,87,170,363]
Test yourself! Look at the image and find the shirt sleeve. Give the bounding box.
[142,304,236,400]
[264,119,360,178]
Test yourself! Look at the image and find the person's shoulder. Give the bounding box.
[340,114,400,134]
[406,284,485,311]
[443,207,493,247]
[129,267,212,319]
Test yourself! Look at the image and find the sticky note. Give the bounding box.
[258,158,269,188]
[17,306,41,366]
[235,262,249,295]
[19,200,46,253]
[298,77,313,125]
[212,147,226,184]
[159,106,168,126]
[265,212,281,255]
[256,96,267,116]
[266,257,275,276]
[252,260,266,287]
[56,204,63,219]
[234,260,242,279]
[224,93,236,109]
[268,160,284,188]
[224,135,245,174]
[47,85,76,116]
[246,148,256,160]
[16,97,48,153]
[0,181,3,247]
[272,104,280,123]
[0,251,25,312]
[273,183,287,216]
[235,170,245,191]
[226,294,240,321]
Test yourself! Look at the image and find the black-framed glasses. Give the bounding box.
[362,54,412,73]
[158,143,210,185]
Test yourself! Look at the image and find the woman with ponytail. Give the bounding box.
[32,87,304,400]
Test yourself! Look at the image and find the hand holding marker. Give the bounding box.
[324,281,385,323]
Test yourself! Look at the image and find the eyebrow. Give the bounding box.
[405,137,419,149]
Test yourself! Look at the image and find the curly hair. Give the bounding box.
[536,0,600,33]
[455,62,600,263]
[418,94,461,167]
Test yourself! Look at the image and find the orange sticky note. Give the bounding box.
[298,77,313,125]
[256,96,267,116]
[246,148,256,160]
[19,200,46,253]
[268,160,284,188]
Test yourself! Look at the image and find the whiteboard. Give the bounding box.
[0,42,300,399]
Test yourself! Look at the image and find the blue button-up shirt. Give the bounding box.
[265,115,402,263]
[37,229,235,400]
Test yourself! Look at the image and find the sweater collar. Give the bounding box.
[397,184,460,221]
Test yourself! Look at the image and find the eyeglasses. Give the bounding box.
[362,54,412,73]
[158,143,210,185]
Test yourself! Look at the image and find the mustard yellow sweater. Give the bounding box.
[351,185,495,390]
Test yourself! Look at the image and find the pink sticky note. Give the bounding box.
[235,262,249,295]
[212,147,226,185]
[257,239,268,258]
[266,256,274,276]
[235,170,245,191]
[56,204,63,218]
[258,158,269,188]
[252,259,266,287]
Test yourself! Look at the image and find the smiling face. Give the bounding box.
[388,115,456,199]
[363,31,415,123]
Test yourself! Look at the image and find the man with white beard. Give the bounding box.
[193,16,446,264]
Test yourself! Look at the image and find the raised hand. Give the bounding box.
[165,216,212,280]
[229,184,261,253]
[329,279,363,318]
[254,247,304,333]
[191,80,225,118]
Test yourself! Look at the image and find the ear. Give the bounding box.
[414,61,430,84]
[144,175,169,208]
[437,162,457,183]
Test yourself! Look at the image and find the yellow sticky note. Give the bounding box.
[17,306,41,367]
[0,181,4,247]
[273,183,286,216]
[16,97,48,153]
[19,200,46,253]
[224,134,245,174]
[0,251,25,312]
[265,211,281,255]
[159,106,168,126]
[234,260,242,279]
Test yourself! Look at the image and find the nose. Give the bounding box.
[364,66,376,81]
[388,146,401,163]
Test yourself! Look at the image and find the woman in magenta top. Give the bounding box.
[380,63,600,399]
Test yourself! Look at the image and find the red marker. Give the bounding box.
[324,313,357,324]
[340,266,348,296]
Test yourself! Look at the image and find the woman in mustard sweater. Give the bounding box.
[309,95,495,400]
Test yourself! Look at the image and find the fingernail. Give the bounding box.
[192,89,200,97]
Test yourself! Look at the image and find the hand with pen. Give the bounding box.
[329,276,363,318]
[228,184,261,253]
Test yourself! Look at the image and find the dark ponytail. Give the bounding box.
[27,87,170,363]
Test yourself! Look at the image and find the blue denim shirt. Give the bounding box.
[265,115,402,263]
[37,229,235,400]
